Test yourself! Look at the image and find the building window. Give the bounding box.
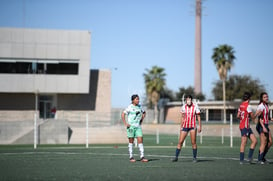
[39,95,54,119]
[0,59,79,75]
[47,63,78,74]
[32,62,37,73]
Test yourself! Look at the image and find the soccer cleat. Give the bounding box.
[129,157,136,163]
[172,157,178,162]
[262,158,270,164]
[193,158,197,163]
[140,157,148,162]
[246,158,253,164]
[240,160,250,165]
[257,161,265,165]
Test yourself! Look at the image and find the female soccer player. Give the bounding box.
[121,94,148,163]
[172,95,202,162]
[237,92,257,164]
[255,92,273,164]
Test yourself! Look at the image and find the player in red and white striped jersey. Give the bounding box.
[172,95,202,162]
[255,92,273,164]
[237,92,257,164]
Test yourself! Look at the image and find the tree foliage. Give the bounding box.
[160,87,175,102]
[212,75,266,100]
[175,86,206,101]
[212,44,236,122]
[143,66,166,108]
[212,44,236,81]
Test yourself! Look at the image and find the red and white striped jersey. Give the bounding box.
[180,104,200,128]
[257,103,269,124]
[238,101,252,129]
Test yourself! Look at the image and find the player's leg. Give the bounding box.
[240,135,247,164]
[256,123,266,163]
[128,137,136,162]
[127,127,136,162]
[263,130,272,163]
[258,133,267,163]
[136,128,148,162]
[189,128,198,162]
[137,136,144,158]
[247,132,257,163]
[172,130,188,162]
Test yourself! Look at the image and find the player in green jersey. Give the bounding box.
[121,94,148,162]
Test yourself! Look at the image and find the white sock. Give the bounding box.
[128,143,133,158]
[138,143,144,158]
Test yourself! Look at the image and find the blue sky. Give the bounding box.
[0,0,272,108]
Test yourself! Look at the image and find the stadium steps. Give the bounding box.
[68,125,128,144]
[11,119,43,144]
[0,120,42,144]
[13,119,70,144]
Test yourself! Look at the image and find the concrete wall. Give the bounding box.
[0,69,111,121]
[94,69,111,112]
[56,69,111,112]
[11,119,70,144]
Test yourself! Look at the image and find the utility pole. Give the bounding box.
[194,0,202,94]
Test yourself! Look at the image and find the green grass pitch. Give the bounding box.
[0,135,272,181]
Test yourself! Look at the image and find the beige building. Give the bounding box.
[0,27,111,121]
[164,100,273,124]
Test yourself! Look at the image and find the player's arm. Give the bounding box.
[269,112,273,121]
[254,109,262,124]
[121,112,130,128]
[259,117,268,133]
[180,113,185,129]
[140,111,146,125]
[249,112,257,124]
[197,114,201,133]
[236,109,240,120]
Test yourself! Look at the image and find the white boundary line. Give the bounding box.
[0,151,242,161]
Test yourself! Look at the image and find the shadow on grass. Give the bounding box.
[173,159,215,163]
[136,158,160,162]
[196,159,215,163]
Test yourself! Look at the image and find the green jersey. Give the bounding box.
[123,104,145,127]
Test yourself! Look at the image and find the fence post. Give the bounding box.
[200,130,203,144]
[34,113,37,149]
[156,128,159,144]
[221,128,224,144]
[86,113,89,148]
[206,109,209,123]
[183,140,186,147]
[230,114,233,148]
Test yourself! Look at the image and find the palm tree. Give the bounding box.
[212,44,236,123]
[143,66,166,123]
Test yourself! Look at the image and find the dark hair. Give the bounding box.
[131,94,139,101]
[242,92,251,101]
[259,92,268,105]
[185,95,193,100]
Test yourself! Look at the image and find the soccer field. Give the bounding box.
[0,136,272,181]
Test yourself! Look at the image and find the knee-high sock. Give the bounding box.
[193,149,197,159]
[248,149,254,160]
[258,152,264,161]
[263,146,269,160]
[128,143,133,158]
[175,148,181,158]
[240,152,244,162]
[138,143,144,158]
